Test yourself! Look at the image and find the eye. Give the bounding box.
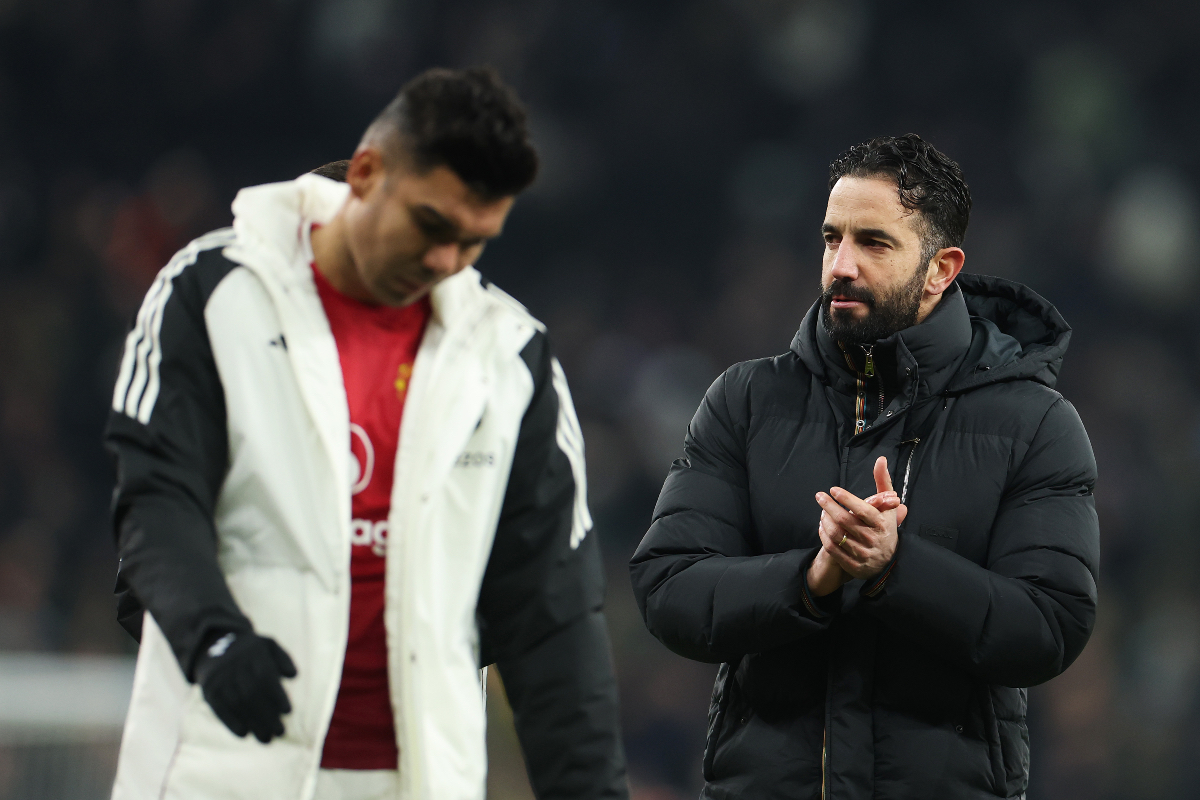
[412,210,457,242]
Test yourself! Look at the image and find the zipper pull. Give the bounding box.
[861,345,875,377]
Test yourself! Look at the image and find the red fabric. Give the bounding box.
[312,261,430,770]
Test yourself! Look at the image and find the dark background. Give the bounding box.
[1,1,1198,797]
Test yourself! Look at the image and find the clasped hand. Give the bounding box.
[806,456,907,597]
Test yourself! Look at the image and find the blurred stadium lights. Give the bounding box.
[1102,167,1200,304]
[1027,43,1137,168]
[752,0,868,100]
[308,0,403,66]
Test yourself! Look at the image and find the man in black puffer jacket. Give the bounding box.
[630,134,1098,799]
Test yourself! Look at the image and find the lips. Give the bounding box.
[830,296,866,309]
[823,280,875,309]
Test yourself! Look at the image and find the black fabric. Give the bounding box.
[477,331,605,662]
[497,611,628,800]
[105,244,252,677]
[630,274,1098,800]
[115,567,145,642]
[194,631,297,743]
[477,330,628,799]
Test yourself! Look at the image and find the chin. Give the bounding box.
[830,307,867,324]
[381,285,429,308]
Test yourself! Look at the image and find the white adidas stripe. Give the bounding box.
[111,229,236,424]
[550,357,592,550]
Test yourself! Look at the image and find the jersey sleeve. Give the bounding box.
[476,330,628,799]
[105,236,253,678]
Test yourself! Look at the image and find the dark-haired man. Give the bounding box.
[630,134,1098,799]
[108,67,628,800]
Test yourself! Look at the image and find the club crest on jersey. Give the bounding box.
[349,423,374,495]
[395,363,413,398]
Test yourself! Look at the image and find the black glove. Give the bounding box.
[193,631,298,743]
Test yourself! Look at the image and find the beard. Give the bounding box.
[819,265,926,346]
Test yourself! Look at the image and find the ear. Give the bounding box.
[923,246,965,298]
[346,146,386,200]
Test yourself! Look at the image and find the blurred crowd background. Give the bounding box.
[1,0,1198,797]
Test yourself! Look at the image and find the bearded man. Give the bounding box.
[630,134,1098,799]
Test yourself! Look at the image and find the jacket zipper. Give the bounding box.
[899,437,920,504]
[821,729,828,800]
[827,345,890,798]
[844,345,883,437]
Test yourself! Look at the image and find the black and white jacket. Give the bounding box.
[106,175,627,800]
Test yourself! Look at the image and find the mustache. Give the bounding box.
[821,279,876,307]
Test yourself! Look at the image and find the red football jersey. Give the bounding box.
[312,261,430,770]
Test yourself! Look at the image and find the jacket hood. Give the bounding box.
[224,174,489,330]
[791,273,1072,393]
[947,273,1071,391]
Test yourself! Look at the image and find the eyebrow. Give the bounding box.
[413,204,497,244]
[414,204,459,233]
[821,223,901,246]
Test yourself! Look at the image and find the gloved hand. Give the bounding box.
[193,631,298,743]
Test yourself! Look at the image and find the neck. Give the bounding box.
[915,290,944,325]
[310,210,375,303]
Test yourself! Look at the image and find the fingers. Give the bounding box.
[819,488,881,527]
[873,456,893,495]
[205,688,250,738]
[816,492,879,557]
[817,514,862,573]
[267,639,299,679]
[866,491,900,511]
[814,491,857,530]
[896,503,908,526]
[819,510,866,562]
[200,640,293,743]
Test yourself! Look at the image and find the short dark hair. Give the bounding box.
[828,134,971,264]
[367,66,538,199]
[310,160,350,182]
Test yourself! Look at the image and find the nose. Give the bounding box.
[829,242,859,282]
[422,243,463,278]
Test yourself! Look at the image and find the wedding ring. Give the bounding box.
[838,534,848,548]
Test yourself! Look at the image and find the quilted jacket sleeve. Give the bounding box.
[629,368,837,665]
[861,397,1099,687]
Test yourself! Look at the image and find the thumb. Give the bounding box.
[266,639,298,678]
[873,456,893,495]
[896,503,908,526]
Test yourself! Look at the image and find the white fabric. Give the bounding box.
[313,770,401,800]
[111,174,566,800]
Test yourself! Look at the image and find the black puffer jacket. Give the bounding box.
[629,275,1098,799]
